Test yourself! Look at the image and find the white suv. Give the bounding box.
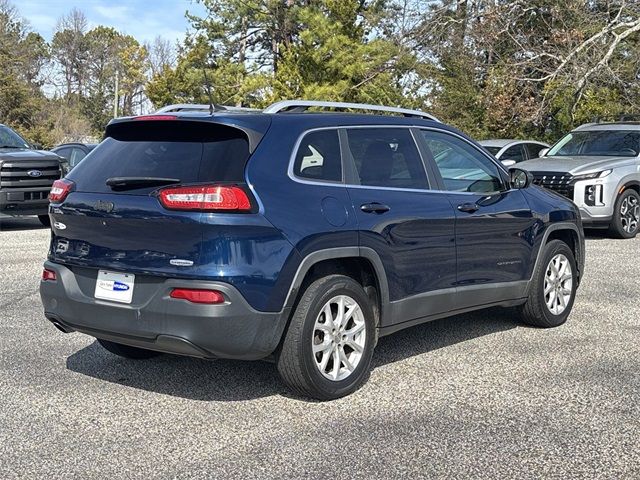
[519,122,640,238]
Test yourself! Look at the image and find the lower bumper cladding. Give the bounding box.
[40,261,289,360]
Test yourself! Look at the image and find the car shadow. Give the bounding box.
[0,216,47,231]
[65,307,519,402]
[583,228,611,240]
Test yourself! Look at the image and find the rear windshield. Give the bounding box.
[68,121,250,193]
[547,130,640,157]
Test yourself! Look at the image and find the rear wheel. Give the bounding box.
[277,275,376,400]
[609,189,640,239]
[38,215,50,227]
[97,339,162,359]
[518,239,577,328]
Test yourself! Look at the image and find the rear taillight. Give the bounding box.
[49,179,75,203]
[42,268,57,281]
[158,185,251,212]
[170,288,225,304]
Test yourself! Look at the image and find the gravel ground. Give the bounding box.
[0,217,638,479]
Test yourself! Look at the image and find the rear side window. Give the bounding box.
[293,130,342,182]
[345,128,428,189]
[501,144,526,162]
[68,121,249,193]
[525,143,546,159]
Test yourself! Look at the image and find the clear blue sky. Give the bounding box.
[17,0,207,43]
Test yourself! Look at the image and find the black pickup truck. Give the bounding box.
[0,124,62,226]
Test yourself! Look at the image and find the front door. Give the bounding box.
[418,129,536,306]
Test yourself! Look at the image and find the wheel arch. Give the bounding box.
[282,247,390,328]
[531,223,584,289]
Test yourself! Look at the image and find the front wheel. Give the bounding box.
[518,239,577,328]
[609,189,640,239]
[97,339,162,359]
[277,275,376,400]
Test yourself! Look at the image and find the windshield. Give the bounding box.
[482,146,502,155]
[548,130,640,157]
[0,125,30,149]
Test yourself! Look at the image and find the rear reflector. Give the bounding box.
[158,185,251,211]
[133,115,178,121]
[42,269,57,281]
[49,179,75,203]
[170,288,225,304]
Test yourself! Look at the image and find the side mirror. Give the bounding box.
[501,159,516,167]
[31,143,43,150]
[509,168,533,189]
[538,148,549,157]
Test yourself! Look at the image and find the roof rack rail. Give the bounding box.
[263,100,440,122]
[155,103,260,114]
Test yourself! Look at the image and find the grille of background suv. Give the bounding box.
[532,172,575,199]
[0,161,61,194]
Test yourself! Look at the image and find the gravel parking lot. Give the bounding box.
[0,217,638,479]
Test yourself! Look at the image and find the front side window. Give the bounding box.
[421,130,504,193]
[345,128,428,189]
[501,144,526,162]
[526,143,547,159]
[548,131,640,157]
[293,130,342,182]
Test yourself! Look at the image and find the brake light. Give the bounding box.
[49,179,75,203]
[42,268,57,281]
[158,185,251,211]
[133,115,178,121]
[170,288,225,304]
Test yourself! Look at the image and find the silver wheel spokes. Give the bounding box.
[312,295,366,381]
[620,196,639,233]
[544,253,573,315]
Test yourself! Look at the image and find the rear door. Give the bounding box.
[418,129,535,297]
[343,127,457,323]
[50,118,257,277]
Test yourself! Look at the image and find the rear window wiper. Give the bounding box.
[106,177,181,190]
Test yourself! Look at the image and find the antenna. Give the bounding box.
[202,65,214,115]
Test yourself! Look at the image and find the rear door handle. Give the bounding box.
[360,202,390,214]
[457,202,479,213]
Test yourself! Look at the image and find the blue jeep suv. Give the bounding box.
[40,100,584,400]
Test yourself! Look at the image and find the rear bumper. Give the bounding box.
[40,261,289,360]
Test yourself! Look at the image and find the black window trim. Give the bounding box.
[416,127,511,194]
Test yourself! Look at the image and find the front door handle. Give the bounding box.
[361,202,391,214]
[457,202,479,213]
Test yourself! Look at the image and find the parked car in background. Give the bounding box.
[0,123,62,226]
[52,142,97,175]
[479,139,550,167]
[518,121,640,238]
[40,100,584,400]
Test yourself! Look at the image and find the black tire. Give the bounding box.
[38,215,51,227]
[97,339,162,359]
[608,189,640,239]
[518,239,577,328]
[277,275,376,400]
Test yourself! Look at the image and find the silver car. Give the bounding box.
[479,139,550,166]
[518,122,640,238]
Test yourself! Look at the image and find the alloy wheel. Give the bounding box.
[544,253,573,315]
[312,295,366,381]
[620,195,640,234]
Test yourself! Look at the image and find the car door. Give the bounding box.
[418,129,536,305]
[343,127,457,324]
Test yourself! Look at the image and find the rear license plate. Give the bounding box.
[94,270,135,304]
